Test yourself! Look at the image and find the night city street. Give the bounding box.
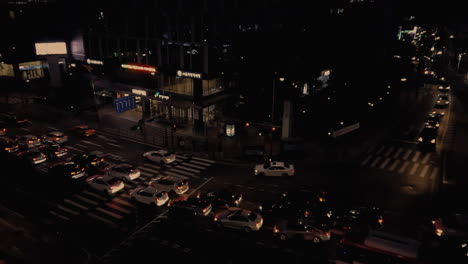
[2,0,468,263]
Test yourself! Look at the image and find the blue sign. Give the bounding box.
[113,95,136,113]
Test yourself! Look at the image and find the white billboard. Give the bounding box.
[35,42,67,55]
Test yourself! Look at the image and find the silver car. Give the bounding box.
[148,175,189,195]
[42,131,68,144]
[17,135,41,149]
[273,219,331,243]
[130,187,169,206]
[214,207,263,232]
[86,174,125,195]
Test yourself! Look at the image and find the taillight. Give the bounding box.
[290,170,294,173]
[55,137,60,140]
[378,218,384,224]
[325,232,331,237]
[165,158,171,161]
[273,226,279,233]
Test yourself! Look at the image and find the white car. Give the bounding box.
[86,174,125,194]
[130,187,169,206]
[254,161,295,177]
[148,175,189,195]
[17,135,41,149]
[143,150,176,165]
[108,164,141,181]
[214,207,263,232]
[42,131,68,144]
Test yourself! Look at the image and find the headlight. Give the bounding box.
[254,170,258,175]
[258,205,263,211]
[435,228,444,236]
[418,137,423,142]
[431,139,436,144]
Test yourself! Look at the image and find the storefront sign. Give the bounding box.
[86,58,104,65]
[176,70,202,79]
[18,61,45,80]
[226,124,235,137]
[35,42,67,55]
[132,89,147,96]
[122,64,157,73]
[154,92,170,100]
[0,63,14,77]
[114,95,136,113]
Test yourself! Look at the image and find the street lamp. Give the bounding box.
[457,52,466,73]
[270,73,284,158]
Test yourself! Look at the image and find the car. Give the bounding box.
[148,175,189,195]
[0,136,19,154]
[418,125,438,149]
[72,125,96,137]
[254,161,295,177]
[108,163,141,181]
[0,127,6,136]
[333,206,384,233]
[435,97,449,107]
[48,162,87,179]
[426,113,441,128]
[42,131,68,144]
[38,143,68,158]
[130,187,169,206]
[16,135,41,149]
[438,94,449,100]
[433,213,468,237]
[143,150,176,165]
[214,207,263,232]
[86,174,125,194]
[438,85,451,92]
[70,153,108,173]
[0,112,31,126]
[197,189,243,209]
[273,219,331,243]
[431,111,444,119]
[15,149,47,165]
[168,196,213,216]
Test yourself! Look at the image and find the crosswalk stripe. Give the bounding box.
[176,158,186,162]
[181,162,206,170]
[384,146,395,157]
[379,158,391,169]
[191,156,216,164]
[370,157,382,168]
[75,144,89,149]
[67,146,85,152]
[168,168,194,176]
[140,171,152,177]
[121,193,131,199]
[402,149,412,160]
[64,199,89,210]
[87,212,118,228]
[398,161,411,173]
[49,210,70,221]
[74,194,99,206]
[421,153,431,164]
[411,151,421,162]
[96,207,124,219]
[175,165,200,173]
[83,190,108,201]
[57,205,80,216]
[393,147,403,159]
[105,202,131,214]
[361,155,373,167]
[375,145,386,155]
[138,167,159,174]
[189,160,212,167]
[112,197,134,208]
[367,144,378,153]
[164,171,190,179]
[419,165,431,178]
[143,163,161,170]
[430,167,439,179]
[388,160,400,171]
[409,163,420,175]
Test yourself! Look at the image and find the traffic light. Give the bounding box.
[245,122,250,127]
[271,127,276,132]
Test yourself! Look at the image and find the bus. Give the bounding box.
[334,230,426,264]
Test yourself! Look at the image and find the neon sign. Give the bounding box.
[121,64,157,73]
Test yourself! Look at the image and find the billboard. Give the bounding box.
[0,63,14,77]
[35,42,67,55]
[18,61,45,80]
[113,96,136,113]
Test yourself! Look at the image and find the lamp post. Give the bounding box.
[270,73,284,158]
[457,52,466,73]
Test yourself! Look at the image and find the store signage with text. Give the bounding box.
[154,92,170,100]
[132,89,147,96]
[177,70,202,79]
[122,64,157,73]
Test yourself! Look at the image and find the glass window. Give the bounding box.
[160,75,193,96]
[202,78,224,96]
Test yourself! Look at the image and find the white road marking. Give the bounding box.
[74,144,89,149]
[388,160,400,171]
[175,165,200,173]
[138,166,159,174]
[430,167,439,179]
[64,199,89,210]
[83,190,107,201]
[81,140,102,147]
[140,171,153,177]
[19,127,30,131]
[384,146,395,157]
[393,147,403,159]
[164,171,190,179]
[379,158,391,169]
[398,161,411,173]
[375,145,386,155]
[181,162,206,170]
[409,163,420,175]
[402,149,412,160]
[105,202,131,214]
[187,177,214,196]
[419,165,431,178]
[67,146,85,152]
[188,160,212,167]
[169,168,194,176]
[370,156,382,168]
[49,210,70,221]
[87,212,118,228]
[74,194,98,206]
[47,126,59,130]
[97,135,119,143]
[411,151,421,162]
[361,155,373,167]
[112,197,134,208]
[96,207,123,219]
[57,205,80,216]
[191,156,216,164]
[367,144,378,153]
[421,153,431,164]
[107,143,122,148]
[143,163,161,170]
